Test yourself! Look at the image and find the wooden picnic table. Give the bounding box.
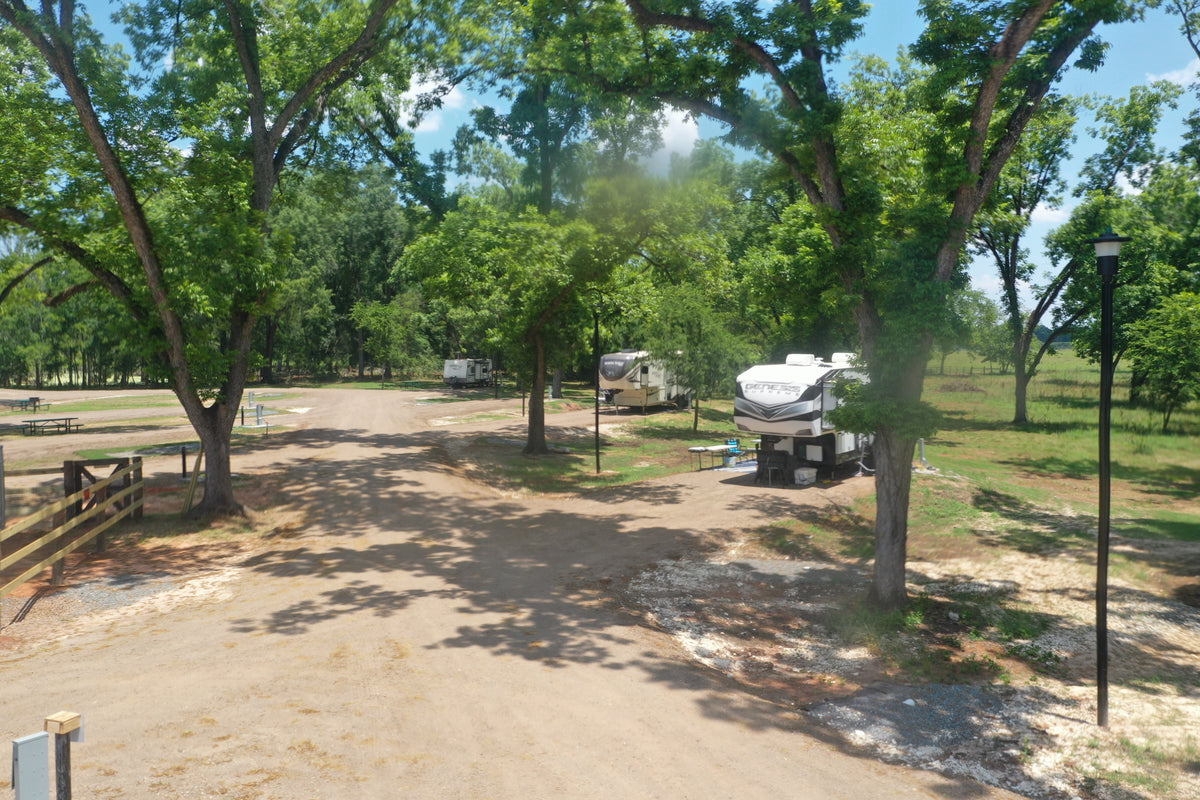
[21,417,81,435]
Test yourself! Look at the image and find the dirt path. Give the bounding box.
[0,388,1024,799]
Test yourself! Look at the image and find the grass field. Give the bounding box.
[921,352,1199,546]
[468,353,1199,542]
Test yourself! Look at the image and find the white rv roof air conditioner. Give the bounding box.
[785,354,815,366]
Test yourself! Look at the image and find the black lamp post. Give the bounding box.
[1084,228,1130,728]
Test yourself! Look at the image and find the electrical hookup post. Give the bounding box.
[11,712,83,800]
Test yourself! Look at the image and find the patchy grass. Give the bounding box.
[752,504,875,562]
[1082,734,1200,798]
[462,401,738,494]
[0,394,181,414]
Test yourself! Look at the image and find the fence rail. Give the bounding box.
[0,459,143,601]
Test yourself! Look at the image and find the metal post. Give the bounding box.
[181,445,188,479]
[594,314,601,474]
[1097,258,1115,729]
[1,444,6,529]
[1087,228,1128,729]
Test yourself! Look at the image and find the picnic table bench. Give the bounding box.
[21,417,82,435]
[2,397,47,412]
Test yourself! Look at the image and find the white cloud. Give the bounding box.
[400,79,468,133]
[1114,170,1145,196]
[1030,203,1070,226]
[642,108,701,174]
[658,107,700,156]
[968,271,1004,302]
[1148,57,1200,86]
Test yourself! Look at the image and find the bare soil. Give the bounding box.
[1,387,1196,799]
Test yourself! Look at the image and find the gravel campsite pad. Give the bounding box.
[625,548,1200,800]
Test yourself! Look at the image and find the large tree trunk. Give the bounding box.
[1012,340,1031,424]
[177,312,255,517]
[1013,364,1030,424]
[524,334,549,454]
[189,402,241,518]
[857,299,926,611]
[870,427,917,609]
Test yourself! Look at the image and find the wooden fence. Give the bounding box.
[0,458,144,601]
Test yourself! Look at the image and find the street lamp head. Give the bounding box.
[1085,228,1131,258]
[1085,229,1131,278]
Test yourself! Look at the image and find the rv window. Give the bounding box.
[641,365,650,374]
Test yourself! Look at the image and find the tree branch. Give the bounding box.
[936,2,1100,281]
[0,255,52,306]
[43,279,100,306]
[0,204,146,321]
[623,0,805,111]
[270,1,404,150]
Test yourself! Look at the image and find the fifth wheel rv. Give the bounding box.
[598,350,688,409]
[734,353,870,477]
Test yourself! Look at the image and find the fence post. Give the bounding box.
[53,463,80,586]
[1,444,6,529]
[133,457,144,521]
[182,443,204,516]
[44,712,81,800]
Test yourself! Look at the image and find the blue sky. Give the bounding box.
[408,4,1198,304]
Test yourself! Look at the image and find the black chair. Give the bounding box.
[755,450,789,486]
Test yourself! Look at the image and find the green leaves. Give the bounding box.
[827,375,941,441]
[1127,292,1200,432]
[1077,81,1182,195]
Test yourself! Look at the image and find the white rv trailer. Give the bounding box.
[598,350,687,409]
[734,353,870,475]
[443,358,493,387]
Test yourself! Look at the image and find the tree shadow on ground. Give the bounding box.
[971,488,1094,554]
[971,487,1200,586]
[997,454,1200,501]
[217,422,1007,798]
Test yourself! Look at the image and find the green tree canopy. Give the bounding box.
[591,0,1142,606]
[1126,292,1200,432]
[0,0,449,514]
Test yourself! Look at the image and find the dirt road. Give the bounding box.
[1,388,1022,799]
